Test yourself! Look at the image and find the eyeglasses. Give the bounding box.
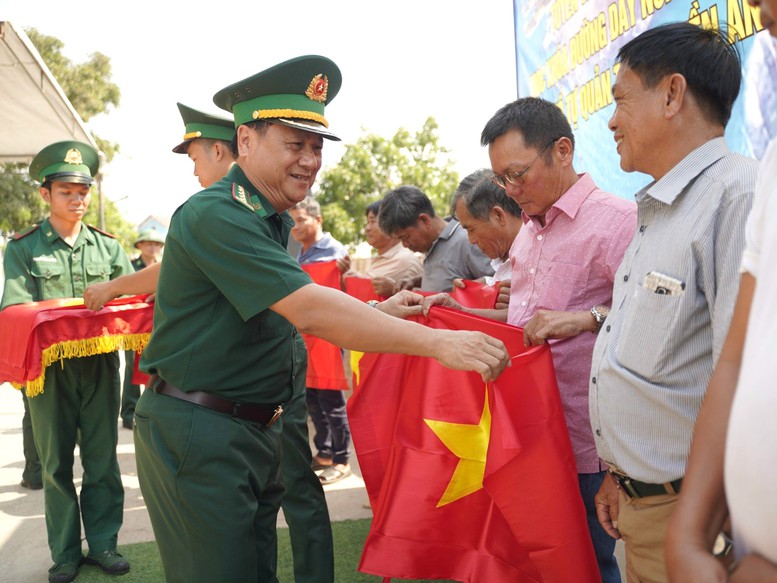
[490,138,559,189]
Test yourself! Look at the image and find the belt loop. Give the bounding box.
[232,402,242,417]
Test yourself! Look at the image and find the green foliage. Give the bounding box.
[0,28,129,238]
[0,163,47,235]
[315,117,460,246]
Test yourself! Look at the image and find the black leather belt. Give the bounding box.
[147,375,283,427]
[610,471,682,499]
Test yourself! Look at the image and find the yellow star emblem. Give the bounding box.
[424,387,491,507]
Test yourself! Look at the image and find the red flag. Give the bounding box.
[344,276,382,303]
[449,279,500,309]
[300,261,349,390]
[0,295,154,397]
[348,307,599,583]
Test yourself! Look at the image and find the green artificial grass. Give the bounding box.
[75,519,455,582]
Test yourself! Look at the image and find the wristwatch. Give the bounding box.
[590,305,609,334]
[366,300,380,308]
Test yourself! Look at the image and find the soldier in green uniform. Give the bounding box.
[1,141,134,583]
[135,55,509,583]
[119,229,165,429]
[83,103,236,311]
[87,102,337,581]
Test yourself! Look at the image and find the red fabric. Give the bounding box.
[344,276,382,303]
[0,295,154,386]
[300,261,348,390]
[348,307,599,583]
[450,279,500,309]
[132,351,150,386]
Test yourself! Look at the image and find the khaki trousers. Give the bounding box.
[618,490,677,583]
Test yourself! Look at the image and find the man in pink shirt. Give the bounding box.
[428,97,636,581]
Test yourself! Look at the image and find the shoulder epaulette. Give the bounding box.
[11,224,40,241]
[86,224,118,239]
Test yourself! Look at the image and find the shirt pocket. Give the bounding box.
[85,263,113,284]
[248,310,292,341]
[615,284,681,382]
[30,263,65,297]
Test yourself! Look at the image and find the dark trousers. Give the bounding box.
[579,471,621,583]
[27,354,124,564]
[135,390,284,583]
[306,388,350,465]
[120,350,141,424]
[280,370,334,583]
[21,391,41,485]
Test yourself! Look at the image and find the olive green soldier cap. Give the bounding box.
[134,229,166,248]
[29,140,100,185]
[172,103,236,154]
[212,55,342,141]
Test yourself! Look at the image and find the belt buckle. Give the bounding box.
[266,405,283,427]
[613,472,641,499]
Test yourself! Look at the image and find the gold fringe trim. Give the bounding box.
[252,108,329,127]
[19,333,150,398]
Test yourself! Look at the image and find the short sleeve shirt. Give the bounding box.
[2,218,133,309]
[139,165,312,403]
[421,219,494,292]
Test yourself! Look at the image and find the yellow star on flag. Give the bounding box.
[424,387,491,507]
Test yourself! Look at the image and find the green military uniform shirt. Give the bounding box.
[131,256,147,272]
[1,218,133,309]
[140,164,312,404]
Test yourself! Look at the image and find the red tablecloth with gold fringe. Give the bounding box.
[0,295,153,397]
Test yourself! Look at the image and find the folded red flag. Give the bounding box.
[300,261,349,390]
[0,295,154,397]
[348,307,599,583]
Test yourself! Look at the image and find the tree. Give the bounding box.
[315,117,460,246]
[0,28,130,250]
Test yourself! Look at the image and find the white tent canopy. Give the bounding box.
[0,21,96,164]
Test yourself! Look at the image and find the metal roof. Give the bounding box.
[0,21,96,164]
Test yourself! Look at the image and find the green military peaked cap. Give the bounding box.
[172,103,236,154]
[212,55,342,141]
[134,229,166,248]
[29,140,100,185]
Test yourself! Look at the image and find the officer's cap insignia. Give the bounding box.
[63,148,83,165]
[305,74,328,103]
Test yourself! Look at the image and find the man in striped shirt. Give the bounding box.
[589,23,759,582]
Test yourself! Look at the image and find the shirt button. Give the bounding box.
[592,377,597,384]
[596,429,601,436]
[606,325,611,332]
[639,225,646,233]
[623,275,629,282]
[537,235,543,241]
[521,301,527,306]
[73,274,81,281]
[529,267,535,274]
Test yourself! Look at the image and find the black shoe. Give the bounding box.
[122,418,133,429]
[20,478,43,490]
[48,562,78,583]
[83,550,130,575]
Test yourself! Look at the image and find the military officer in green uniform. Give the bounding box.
[135,55,509,583]
[1,141,134,583]
[120,229,165,429]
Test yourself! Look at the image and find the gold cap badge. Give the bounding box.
[63,148,83,165]
[305,74,328,103]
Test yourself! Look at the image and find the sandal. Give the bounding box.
[311,456,333,471]
[319,465,352,485]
